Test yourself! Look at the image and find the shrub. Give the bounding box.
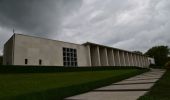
[0,65,142,73]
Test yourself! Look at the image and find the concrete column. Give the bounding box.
[105,48,109,66]
[97,46,101,66]
[87,45,91,66]
[143,56,146,67]
[139,56,142,67]
[112,50,115,66]
[133,54,136,66]
[99,47,108,66]
[142,55,145,67]
[140,56,143,67]
[141,56,144,67]
[107,49,113,66]
[137,55,140,67]
[90,46,100,66]
[117,50,121,66]
[131,53,134,66]
[134,54,138,66]
[122,52,126,66]
[138,55,141,67]
[113,50,120,66]
[127,53,130,66]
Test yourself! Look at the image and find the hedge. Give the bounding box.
[0,65,146,73]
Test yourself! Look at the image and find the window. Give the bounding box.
[39,59,42,65]
[25,59,28,64]
[63,48,78,67]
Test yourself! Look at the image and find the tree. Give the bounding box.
[145,46,170,66]
[133,51,143,55]
[0,56,2,65]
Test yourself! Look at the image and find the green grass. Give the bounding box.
[138,70,169,100]
[0,69,147,100]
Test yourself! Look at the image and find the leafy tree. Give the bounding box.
[133,51,143,55]
[145,46,170,66]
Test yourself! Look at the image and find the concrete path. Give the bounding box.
[65,69,165,100]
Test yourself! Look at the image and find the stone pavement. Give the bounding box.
[65,69,165,100]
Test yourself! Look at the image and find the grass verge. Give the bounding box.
[138,69,168,100]
[0,68,148,100]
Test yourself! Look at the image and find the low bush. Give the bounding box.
[0,65,144,73]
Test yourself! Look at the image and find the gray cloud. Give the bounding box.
[0,0,170,55]
[60,0,170,53]
[0,0,82,35]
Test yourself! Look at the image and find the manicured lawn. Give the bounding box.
[138,70,169,100]
[0,69,146,100]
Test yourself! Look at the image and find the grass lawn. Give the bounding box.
[138,69,169,100]
[0,69,146,100]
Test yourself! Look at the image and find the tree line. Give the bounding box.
[145,45,170,68]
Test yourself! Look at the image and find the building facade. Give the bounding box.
[3,34,152,67]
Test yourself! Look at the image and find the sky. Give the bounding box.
[0,0,170,55]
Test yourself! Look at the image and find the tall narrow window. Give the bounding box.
[25,59,28,64]
[39,59,42,65]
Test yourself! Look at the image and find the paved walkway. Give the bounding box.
[65,69,165,100]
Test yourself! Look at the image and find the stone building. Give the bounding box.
[3,34,152,67]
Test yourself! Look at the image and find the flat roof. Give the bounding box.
[14,33,82,46]
[83,42,146,56]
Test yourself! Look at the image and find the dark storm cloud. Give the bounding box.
[0,0,82,36]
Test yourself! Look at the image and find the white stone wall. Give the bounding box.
[13,34,89,66]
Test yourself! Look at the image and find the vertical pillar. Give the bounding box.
[137,55,140,67]
[117,50,121,66]
[139,56,142,67]
[87,45,91,66]
[97,46,101,66]
[112,50,115,66]
[133,54,136,66]
[127,52,130,66]
[138,55,141,67]
[143,56,146,67]
[122,52,126,66]
[141,56,144,67]
[131,53,134,66]
[105,48,109,66]
[134,54,138,66]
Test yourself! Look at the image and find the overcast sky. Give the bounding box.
[0,0,170,55]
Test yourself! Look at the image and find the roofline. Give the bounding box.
[14,33,82,46]
[83,42,148,57]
